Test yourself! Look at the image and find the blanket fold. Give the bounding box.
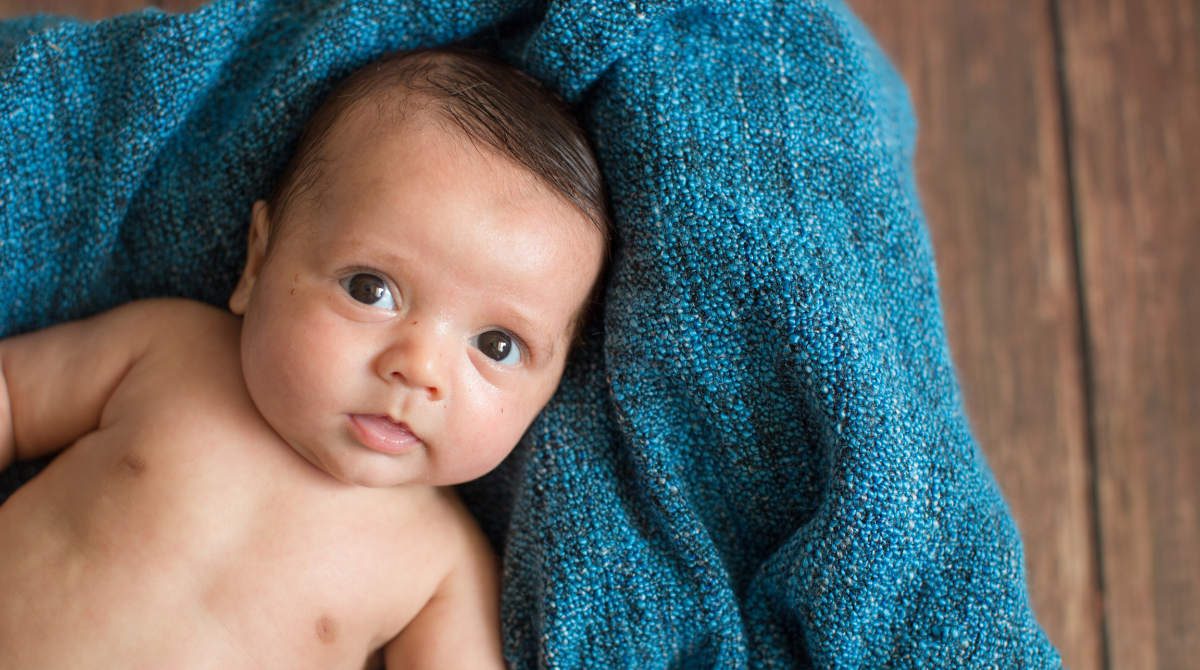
[0,1,1061,667]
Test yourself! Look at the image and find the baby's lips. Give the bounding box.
[349,414,423,454]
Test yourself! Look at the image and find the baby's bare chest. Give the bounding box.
[0,398,450,669]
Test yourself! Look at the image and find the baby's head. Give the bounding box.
[228,48,608,488]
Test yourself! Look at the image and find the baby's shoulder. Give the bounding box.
[115,297,238,342]
[426,487,499,582]
[387,486,488,542]
[376,487,502,663]
[378,485,497,575]
[110,298,241,366]
[100,298,245,410]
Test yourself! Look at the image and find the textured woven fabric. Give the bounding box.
[0,1,1062,667]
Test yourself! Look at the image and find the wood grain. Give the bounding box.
[1057,0,1200,668]
[843,2,1104,669]
[0,0,200,19]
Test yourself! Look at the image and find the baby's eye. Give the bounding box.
[473,330,521,366]
[340,273,396,309]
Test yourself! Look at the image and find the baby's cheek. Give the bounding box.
[243,337,304,430]
[466,393,523,446]
[248,305,343,425]
[291,319,363,405]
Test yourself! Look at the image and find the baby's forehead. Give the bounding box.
[271,48,608,261]
[319,102,583,221]
[320,91,435,156]
[319,103,602,244]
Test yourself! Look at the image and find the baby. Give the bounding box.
[0,47,607,669]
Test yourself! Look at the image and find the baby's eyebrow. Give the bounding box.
[510,311,556,362]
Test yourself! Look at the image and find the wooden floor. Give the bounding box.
[3,1,1198,669]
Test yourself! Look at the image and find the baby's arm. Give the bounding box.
[0,300,162,471]
[384,523,506,669]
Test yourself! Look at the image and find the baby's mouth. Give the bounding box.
[348,414,423,454]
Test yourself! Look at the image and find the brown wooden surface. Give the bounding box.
[843,3,1104,669]
[1057,0,1200,668]
[2,1,1198,669]
[0,0,195,18]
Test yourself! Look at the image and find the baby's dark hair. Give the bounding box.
[267,46,610,243]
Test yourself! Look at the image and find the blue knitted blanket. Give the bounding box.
[0,1,1062,667]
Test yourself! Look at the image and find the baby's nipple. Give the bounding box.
[116,453,147,477]
[316,615,339,645]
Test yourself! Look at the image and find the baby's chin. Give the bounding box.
[322,464,411,489]
[286,439,429,489]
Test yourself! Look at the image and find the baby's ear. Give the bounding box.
[228,200,272,315]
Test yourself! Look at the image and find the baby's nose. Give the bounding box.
[374,326,448,399]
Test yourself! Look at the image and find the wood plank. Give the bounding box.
[1057,0,1200,668]
[844,3,1103,669]
[0,0,200,19]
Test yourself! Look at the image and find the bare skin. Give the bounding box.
[0,301,500,669]
[0,107,603,668]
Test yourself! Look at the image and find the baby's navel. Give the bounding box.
[116,453,147,477]
[316,615,339,645]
